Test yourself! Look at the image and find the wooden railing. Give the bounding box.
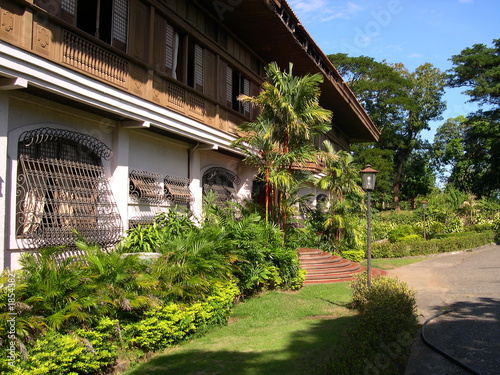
[62,31,128,87]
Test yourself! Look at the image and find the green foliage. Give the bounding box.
[12,318,119,375]
[372,231,495,258]
[341,250,365,263]
[387,225,417,243]
[120,210,195,253]
[234,62,332,228]
[123,282,239,352]
[333,275,418,375]
[446,39,500,197]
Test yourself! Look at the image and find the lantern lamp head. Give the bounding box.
[421,200,428,209]
[361,164,378,191]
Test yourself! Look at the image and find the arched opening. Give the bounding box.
[16,127,122,249]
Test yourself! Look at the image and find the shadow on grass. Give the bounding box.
[125,316,356,375]
[422,297,500,375]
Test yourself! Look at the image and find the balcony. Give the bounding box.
[0,2,246,135]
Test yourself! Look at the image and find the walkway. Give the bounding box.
[388,244,500,375]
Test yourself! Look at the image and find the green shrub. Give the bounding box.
[372,231,495,258]
[333,275,418,375]
[12,323,118,375]
[124,282,239,352]
[341,250,365,263]
[387,225,416,243]
[400,234,421,243]
[289,268,307,291]
[469,223,494,232]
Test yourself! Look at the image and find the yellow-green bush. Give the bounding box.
[332,275,418,375]
[12,318,119,375]
[124,282,239,352]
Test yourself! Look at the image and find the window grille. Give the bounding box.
[61,0,76,14]
[202,167,240,204]
[16,128,122,249]
[164,175,193,206]
[113,0,128,44]
[129,170,165,205]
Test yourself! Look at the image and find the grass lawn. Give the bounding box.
[362,256,427,270]
[123,283,356,375]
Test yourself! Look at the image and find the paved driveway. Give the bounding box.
[387,244,500,375]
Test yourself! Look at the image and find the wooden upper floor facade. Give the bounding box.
[0,0,379,150]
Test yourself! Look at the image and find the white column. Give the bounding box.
[189,148,203,222]
[0,93,9,270]
[110,126,130,232]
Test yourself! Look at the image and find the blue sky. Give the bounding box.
[287,0,500,140]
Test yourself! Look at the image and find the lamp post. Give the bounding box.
[421,200,428,240]
[361,164,378,287]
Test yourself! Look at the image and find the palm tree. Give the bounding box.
[316,141,365,250]
[236,62,332,229]
[239,62,332,153]
[317,141,364,202]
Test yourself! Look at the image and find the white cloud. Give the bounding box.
[408,52,423,58]
[288,1,364,22]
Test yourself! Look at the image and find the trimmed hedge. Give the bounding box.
[332,275,418,375]
[371,231,495,258]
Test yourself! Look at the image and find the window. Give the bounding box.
[226,66,251,117]
[165,23,185,81]
[16,128,122,249]
[76,0,128,50]
[35,0,129,51]
[202,167,240,205]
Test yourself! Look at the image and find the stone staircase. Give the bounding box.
[298,248,386,284]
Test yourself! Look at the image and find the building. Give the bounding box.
[0,0,379,269]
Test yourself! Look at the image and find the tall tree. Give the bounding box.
[328,54,446,210]
[447,39,500,197]
[401,146,435,208]
[388,63,446,210]
[432,116,467,185]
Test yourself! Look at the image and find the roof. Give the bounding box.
[199,0,380,143]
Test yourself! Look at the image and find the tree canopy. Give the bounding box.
[328,54,446,210]
[444,39,500,197]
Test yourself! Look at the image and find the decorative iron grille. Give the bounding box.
[129,170,165,205]
[16,128,122,249]
[164,175,193,206]
[202,167,240,204]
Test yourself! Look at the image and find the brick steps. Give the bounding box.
[298,248,386,284]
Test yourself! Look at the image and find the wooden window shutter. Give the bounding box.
[226,65,232,107]
[218,60,228,104]
[153,15,166,72]
[194,44,204,92]
[112,0,128,51]
[203,49,216,98]
[129,0,149,61]
[243,78,250,117]
[165,23,174,76]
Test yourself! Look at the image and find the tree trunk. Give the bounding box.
[393,151,407,212]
